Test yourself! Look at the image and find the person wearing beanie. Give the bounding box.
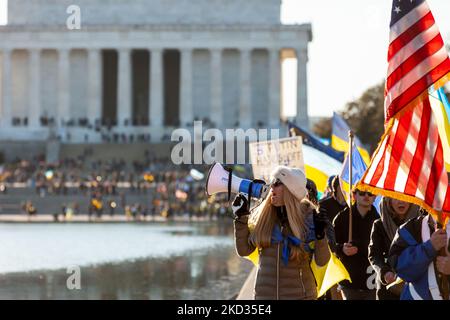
[232,165,330,300]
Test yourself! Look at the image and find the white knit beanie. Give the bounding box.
[270,166,307,201]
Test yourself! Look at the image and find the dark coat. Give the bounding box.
[318,196,347,252]
[333,204,378,290]
[368,219,399,300]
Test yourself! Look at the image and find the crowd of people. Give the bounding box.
[0,153,233,221]
[1,154,449,300]
[232,166,450,301]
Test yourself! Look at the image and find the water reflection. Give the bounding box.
[0,221,254,299]
[0,247,253,300]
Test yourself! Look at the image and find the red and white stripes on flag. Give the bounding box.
[358,0,450,220]
[384,0,450,123]
[361,98,450,217]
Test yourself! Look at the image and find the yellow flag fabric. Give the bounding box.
[331,112,371,165]
[245,248,260,266]
[332,134,371,166]
[311,248,351,298]
[429,88,450,172]
[245,245,351,298]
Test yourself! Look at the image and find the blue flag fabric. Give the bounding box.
[288,122,344,162]
[340,143,381,215]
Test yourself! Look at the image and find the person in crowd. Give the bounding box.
[108,200,116,217]
[333,189,378,300]
[318,176,347,253]
[368,197,419,300]
[61,204,67,219]
[323,175,336,199]
[233,165,330,300]
[306,178,319,206]
[125,205,132,221]
[389,209,450,300]
[319,176,347,223]
[316,177,342,300]
[26,201,37,221]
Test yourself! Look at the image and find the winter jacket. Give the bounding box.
[318,196,346,252]
[234,208,330,300]
[389,214,450,300]
[368,219,399,300]
[333,205,378,290]
[319,195,347,222]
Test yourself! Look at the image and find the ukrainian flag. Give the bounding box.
[339,143,368,206]
[332,112,371,165]
[288,123,343,196]
[303,145,342,198]
[429,87,450,172]
[340,144,382,215]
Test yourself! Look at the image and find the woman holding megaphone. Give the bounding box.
[233,165,330,300]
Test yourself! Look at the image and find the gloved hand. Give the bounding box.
[313,210,328,240]
[232,193,249,218]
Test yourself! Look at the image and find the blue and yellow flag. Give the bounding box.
[340,144,381,214]
[331,112,371,165]
[429,87,450,172]
[339,143,367,205]
[302,145,342,199]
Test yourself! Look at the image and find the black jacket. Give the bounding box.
[368,219,399,299]
[318,196,347,252]
[319,196,347,222]
[333,205,378,290]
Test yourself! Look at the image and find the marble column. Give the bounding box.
[150,48,163,127]
[58,49,70,125]
[118,48,131,127]
[1,49,12,127]
[210,48,222,128]
[87,48,102,127]
[269,48,281,128]
[29,49,41,128]
[296,47,309,129]
[239,48,252,128]
[179,48,193,127]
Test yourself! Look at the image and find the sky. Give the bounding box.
[0,0,449,118]
[0,0,5,26]
[281,0,450,117]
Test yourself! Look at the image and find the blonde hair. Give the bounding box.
[248,186,315,261]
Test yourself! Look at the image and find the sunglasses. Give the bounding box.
[271,179,283,187]
[356,191,374,197]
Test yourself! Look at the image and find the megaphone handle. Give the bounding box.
[225,167,233,201]
[247,181,253,206]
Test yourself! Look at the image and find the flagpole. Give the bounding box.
[348,131,354,244]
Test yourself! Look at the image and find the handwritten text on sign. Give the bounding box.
[249,136,304,182]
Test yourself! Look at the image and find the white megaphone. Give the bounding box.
[205,162,269,200]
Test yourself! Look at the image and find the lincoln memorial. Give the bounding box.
[0,0,311,147]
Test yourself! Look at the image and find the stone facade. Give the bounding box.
[0,0,311,143]
[8,0,282,26]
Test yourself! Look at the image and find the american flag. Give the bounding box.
[358,0,450,220]
[384,0,450,122]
